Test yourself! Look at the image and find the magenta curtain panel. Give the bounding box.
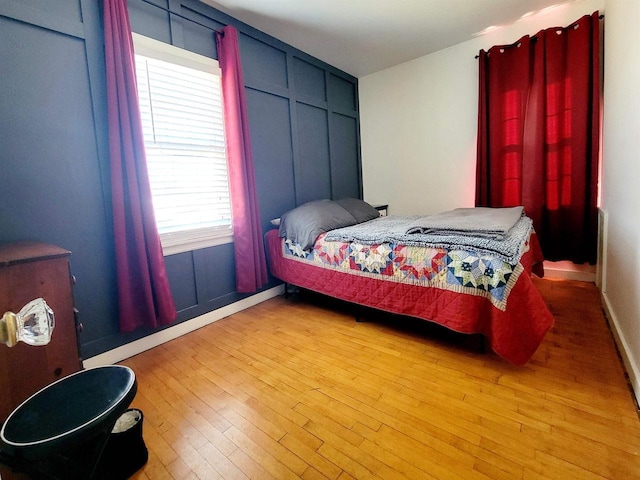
[216,26,269,293]
[103,0,177,331]
[476,12,600,264]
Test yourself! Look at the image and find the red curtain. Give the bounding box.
[476,12,600,264]
[103,0,177,331]
[216,26,269,293]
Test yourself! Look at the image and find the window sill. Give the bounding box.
[161,232,233,256]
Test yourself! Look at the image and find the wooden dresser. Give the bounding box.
[0,242,82,422]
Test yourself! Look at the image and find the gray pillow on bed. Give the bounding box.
[335,198,380,223]
[278,199,357,250]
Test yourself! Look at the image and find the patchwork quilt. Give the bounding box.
[284,233,526,312]
[266,228,554,365]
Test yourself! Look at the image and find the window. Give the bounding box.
[132,33,232,256]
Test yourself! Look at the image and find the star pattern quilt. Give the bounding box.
[266,227,554,364]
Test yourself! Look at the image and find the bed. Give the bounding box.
[265,199,554,364]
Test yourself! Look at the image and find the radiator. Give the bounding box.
[596,208,607,291]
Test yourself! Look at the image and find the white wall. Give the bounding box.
[600,0,640,398]
[360,0,603,215]
[360,0,640,403]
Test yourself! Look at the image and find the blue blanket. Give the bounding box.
[324,214,533,265]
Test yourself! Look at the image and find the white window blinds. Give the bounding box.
[132,33,232,255]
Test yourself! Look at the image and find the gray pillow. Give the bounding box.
[335,198,380,223]
[278,200,357,250]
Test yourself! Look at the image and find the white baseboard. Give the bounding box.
[83,284,285,368]
[543,260,596,283]
[601,291,640,407]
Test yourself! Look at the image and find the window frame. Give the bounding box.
[132,33,233,256]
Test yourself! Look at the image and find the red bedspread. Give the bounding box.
[265,229,554,364]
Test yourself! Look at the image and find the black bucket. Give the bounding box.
[95,408,148,479]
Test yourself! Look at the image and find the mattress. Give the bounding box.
[265,227,553,364]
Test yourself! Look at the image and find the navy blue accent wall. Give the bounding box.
[0,0,361,358]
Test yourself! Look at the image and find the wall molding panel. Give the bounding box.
[1,0,361,360]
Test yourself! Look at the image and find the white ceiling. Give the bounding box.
[200,0,572,77]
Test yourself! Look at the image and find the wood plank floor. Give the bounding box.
[123,278,640,480]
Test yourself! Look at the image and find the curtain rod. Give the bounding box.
[138,0,224,35]
[474,13,604,58]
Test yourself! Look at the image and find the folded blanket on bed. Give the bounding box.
[324,213,533,265]
[405,206,525,239]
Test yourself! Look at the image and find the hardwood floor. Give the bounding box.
[123,278,640,480]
